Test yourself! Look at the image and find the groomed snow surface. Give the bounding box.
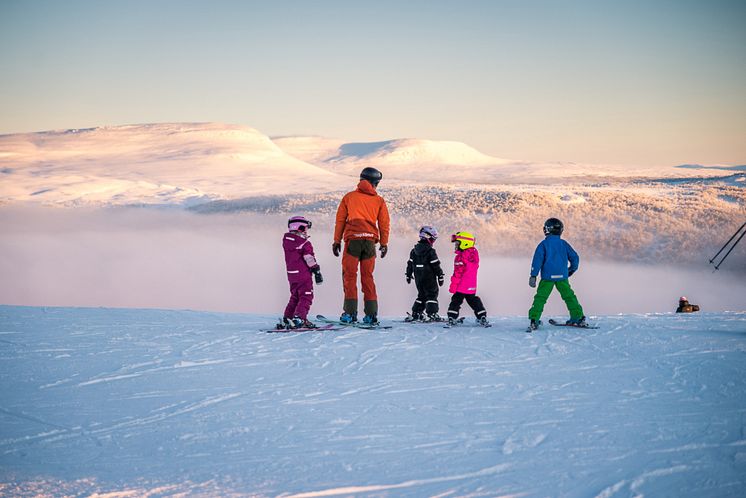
[2,306,745,497]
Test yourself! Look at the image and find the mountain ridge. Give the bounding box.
[1,121,743,207]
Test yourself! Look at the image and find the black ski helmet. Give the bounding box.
[543,218,564,236]
[360,167,383,187]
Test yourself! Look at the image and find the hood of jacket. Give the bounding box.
[413,239,432,256]
[356,179,378,196]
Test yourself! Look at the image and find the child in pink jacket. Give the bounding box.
[447,231,489,326]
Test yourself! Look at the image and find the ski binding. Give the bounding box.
[315,314,392,330]
[265,323,342,333]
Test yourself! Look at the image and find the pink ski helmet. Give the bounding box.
[288,215,312,232]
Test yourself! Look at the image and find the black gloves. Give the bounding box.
[379,245,388,258]
[437,274,444,287]
[332,242,341,257]
[568,269,575,277]
[406,275,412,284]
[311,266,323,284]
[529,275,537,288]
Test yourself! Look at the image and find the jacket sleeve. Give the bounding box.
[429,247,444,277]
[470,248,480,268]
[566,241,579,275]
[301,240,319,271]
[378,198,391,246]
[333,196,348,244]
[449,254,465,293]
[530,242,545,277]
[406,249,414,279]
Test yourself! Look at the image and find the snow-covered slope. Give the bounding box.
[1,305,745,496]
[0,123,348,206]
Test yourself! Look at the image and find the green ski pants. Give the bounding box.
[528,279,584,321]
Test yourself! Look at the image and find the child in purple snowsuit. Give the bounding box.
[281,216,323,329]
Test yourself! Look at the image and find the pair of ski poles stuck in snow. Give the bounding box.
[709,221,746,271]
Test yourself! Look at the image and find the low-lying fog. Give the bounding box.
[1,207,743,318]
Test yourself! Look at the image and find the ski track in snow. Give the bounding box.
[1,306,745,496]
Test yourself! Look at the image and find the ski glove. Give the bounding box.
[379,245,388,258]
[437,274,444,287]
[314,269,324,285]
[568,269,575,277]
[332,242,341,257]
[406,275,412,284]
[529,275,537,288]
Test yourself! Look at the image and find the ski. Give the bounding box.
[315,314,392,330]
[398,313,445,324]
[548,318,600,329]
[443,317,466,328]
[264,323,342,333]
[445,317,492,328]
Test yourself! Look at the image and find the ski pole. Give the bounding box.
[713,228,746,270]
[709,221,746,265]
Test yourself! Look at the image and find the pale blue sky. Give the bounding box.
[1,0,744,166]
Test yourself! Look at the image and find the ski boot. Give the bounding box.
[477,316,490,327]
[339,312,357,324]
[405,312,424,322]
[447,316,459,326]
[566,316,587,327]
[362,314,379,326]
[528,319,541,332]
[426,312,443,322]
[276,317,293,330]
[292,316,317,329]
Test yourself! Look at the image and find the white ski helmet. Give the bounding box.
[419,225,439,242]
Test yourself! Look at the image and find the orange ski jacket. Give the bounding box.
[334,180,390,246]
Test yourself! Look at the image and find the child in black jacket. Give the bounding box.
[405,226,445,321]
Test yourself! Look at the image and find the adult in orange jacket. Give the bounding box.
[333,167,390,325]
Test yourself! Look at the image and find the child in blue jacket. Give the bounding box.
[528,218,586,330]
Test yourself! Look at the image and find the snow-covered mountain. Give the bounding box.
[273,136,518,183]
[0,123,347,206]
[273,134,741,184]
[1,122,742,207]
[2,305,745,496]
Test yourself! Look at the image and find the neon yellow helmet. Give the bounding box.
[451,231,475,250]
